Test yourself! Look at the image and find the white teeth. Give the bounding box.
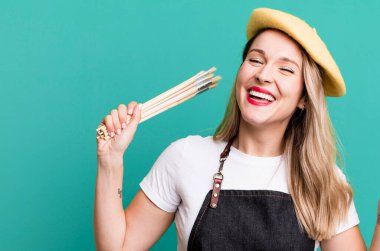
[249,90,275,102]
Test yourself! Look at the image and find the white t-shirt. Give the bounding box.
[139,135,359,251]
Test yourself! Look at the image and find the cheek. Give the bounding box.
[235,70,244,86]
[279,78,304,99]
[235,69,246,95]
[235,81,242,102]
[235,64,255,99]
[235,73,248,96]
[236,62,253,82]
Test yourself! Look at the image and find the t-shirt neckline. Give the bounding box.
[229,144,283,165]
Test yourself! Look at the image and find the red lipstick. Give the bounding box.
[246,86,275,106]
[250,86,275,97]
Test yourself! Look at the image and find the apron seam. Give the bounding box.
[188,197,209,249]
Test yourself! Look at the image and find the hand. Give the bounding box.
[97,101,141,162]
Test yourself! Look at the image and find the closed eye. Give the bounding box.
[249,59,263,64]
[280,67,294,74]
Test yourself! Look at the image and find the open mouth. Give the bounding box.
[248,90,275,102]
[246,86,276,106]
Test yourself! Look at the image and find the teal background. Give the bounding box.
[0,0,379,250]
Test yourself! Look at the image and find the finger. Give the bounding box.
[118,104,128,129]
[111,109,121,135]
[127,101,138,125]
[126,114,132,125]
[104,115,115,137]
[127,101,138,115]
[128,103,142,130]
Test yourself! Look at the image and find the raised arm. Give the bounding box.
[122,190,175,250]
[94,102,175,251]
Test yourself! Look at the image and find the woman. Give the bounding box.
[94,8,377,251]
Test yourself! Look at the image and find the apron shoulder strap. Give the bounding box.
[210,136,236,208]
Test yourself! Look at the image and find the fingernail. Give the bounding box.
[138,104,142,110]
[117,128,121,135]
[128,108,133,115]
[110,131,115,137]
[122,123,126,129]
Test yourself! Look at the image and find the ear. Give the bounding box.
[297,96,306,110]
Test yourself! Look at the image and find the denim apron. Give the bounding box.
[187,137,315,251]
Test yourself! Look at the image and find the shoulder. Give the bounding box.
[334,165,346,179]
[160,134,224,166]
[166,134,222,154]
[331,165,360,235]
[176,134,217,144]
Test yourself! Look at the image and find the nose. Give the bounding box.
[254,65,274,84]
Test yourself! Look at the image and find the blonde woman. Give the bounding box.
[94,8,378,251]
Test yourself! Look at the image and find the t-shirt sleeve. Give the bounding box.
[334,167,360,235]
[139,138,186,213]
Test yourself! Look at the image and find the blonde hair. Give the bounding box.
[213,29,353,241]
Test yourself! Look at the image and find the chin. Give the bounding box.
[240,113,272,128]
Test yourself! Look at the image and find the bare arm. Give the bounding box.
[94,157,126,251]
[320,226,366,251]
[94,102,175,251]
[122,190,175,251]
[94,158,174,251]
[321,200,380,251]
[369,200,380,251]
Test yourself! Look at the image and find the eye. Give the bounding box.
[279,67,294,74]
[248,58,263,64]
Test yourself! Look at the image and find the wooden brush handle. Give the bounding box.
[96,68,220,140]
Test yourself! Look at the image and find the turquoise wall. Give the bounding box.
[1,0,379,250]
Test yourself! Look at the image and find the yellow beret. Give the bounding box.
[246,8,345,97]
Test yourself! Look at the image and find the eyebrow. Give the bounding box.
[248,48,301,71]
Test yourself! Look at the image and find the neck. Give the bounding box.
[233,118,288,157]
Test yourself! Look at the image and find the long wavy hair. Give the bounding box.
[213,28,353,241]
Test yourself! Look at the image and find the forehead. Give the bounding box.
[249,29,303,63]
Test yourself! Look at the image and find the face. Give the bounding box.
[236,29,305,129]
